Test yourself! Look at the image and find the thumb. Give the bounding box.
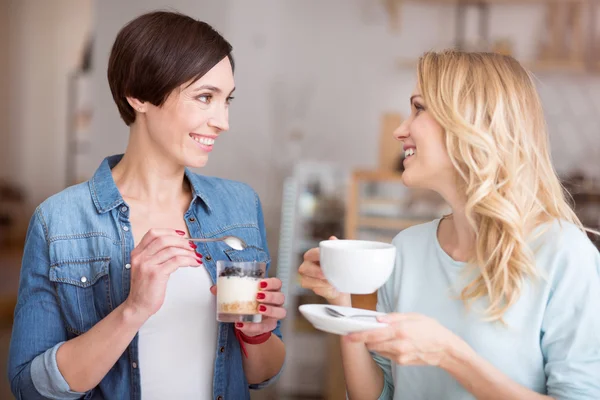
[210,285,217,296]
[329,236,338,240]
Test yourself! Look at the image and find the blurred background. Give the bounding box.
[1,0,599,399]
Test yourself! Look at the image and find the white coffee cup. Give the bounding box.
[319,239,396,294]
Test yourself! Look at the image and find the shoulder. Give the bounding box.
[532,220,599,282]
[391,219,440,249]
[36,182,95,224]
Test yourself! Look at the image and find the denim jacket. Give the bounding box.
[8,155,283,400]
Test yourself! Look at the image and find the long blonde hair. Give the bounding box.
[417,50,584,321]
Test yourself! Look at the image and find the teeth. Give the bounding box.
[404,148,415,157]
[192,136,215,146]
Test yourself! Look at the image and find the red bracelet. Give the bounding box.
[234,329,272,358]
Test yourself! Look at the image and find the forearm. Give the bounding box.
[443,345,553,400]
[56,301,147,392]
[242,334,285,385]
[341,338,385,399]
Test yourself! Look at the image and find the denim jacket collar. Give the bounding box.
[89,154,212,214]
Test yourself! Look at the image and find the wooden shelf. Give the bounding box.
[396,0,598,75]
[528,60,589,74]
[358,216,431,231]
[359,197,406,206]
[353,169,404,183]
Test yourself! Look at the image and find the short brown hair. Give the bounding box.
[107,11,234,125]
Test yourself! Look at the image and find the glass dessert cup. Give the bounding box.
[216,260,266,323]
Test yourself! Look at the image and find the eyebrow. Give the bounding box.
[410,95,422,105]
[192,85,236,96]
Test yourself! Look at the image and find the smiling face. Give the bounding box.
[393,87,455,191]
[138,57,235,168]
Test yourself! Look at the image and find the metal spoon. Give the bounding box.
[324,306,380,319]
[186,235,247,251]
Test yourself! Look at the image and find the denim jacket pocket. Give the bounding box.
[224,246,270,265]
[49,257,112,335]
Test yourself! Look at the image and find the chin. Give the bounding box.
[186,159,209,169]
[401,170,417,187]
[181,154,209,169]
[402,170,432,190]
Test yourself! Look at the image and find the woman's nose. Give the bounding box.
[393,119,409,141]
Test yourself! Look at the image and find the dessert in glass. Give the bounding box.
[216,260,266,323]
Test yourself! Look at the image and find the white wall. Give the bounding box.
[90,1,600,259]
[6,0,93,207]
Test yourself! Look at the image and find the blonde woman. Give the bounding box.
[299,50,600,399]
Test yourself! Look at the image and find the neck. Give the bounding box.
[437,185,476,261]
[112,121,190,205]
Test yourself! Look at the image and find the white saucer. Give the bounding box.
[298,304,388,335]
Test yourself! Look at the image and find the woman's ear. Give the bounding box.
[126,96,147,113]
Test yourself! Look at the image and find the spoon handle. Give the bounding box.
[187,237,220,243]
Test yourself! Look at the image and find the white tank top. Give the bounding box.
[138,266,217,399]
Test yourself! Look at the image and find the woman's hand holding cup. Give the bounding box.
[298,236,352,307]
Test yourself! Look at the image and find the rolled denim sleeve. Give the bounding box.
[8,207,87,399]
[248,193,284,390]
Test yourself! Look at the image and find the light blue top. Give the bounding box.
[373,219,600,400]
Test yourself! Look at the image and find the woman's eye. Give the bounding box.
[414,103,425,115]
[197,95,212,104]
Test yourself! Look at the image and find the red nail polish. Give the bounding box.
[260,282,267,289]
[236,323,243,328]
[189,242,197,249]
[257,292,265,300]
[195,252,203,258]
[176,230,185,236]
[197,258,203,264]
[259,305,267,312]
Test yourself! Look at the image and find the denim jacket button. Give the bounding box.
[132,362,137,369]
[188,217,196,222]
[219,346,225,353]
[122,225,129,232]
[121,206,128,213]
[205,255,212,261]
[80,276,87,283]
[125,263,131,270]
[216,396,223,400]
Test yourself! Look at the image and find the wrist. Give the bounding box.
[235,329,272,358]
[237,329,272,343]
[120,300,150,327]
[329,293,352,307]
[441,335,477,376]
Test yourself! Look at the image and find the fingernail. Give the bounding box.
[257,292,265,300]
[236,323,243,328]
[259,305,267,312]
[195,252,203,258]
[197,258,203,264]
[176,230,185,236]
[260,282,267,289]
[189,242,197,249]
[377,316,388,323]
